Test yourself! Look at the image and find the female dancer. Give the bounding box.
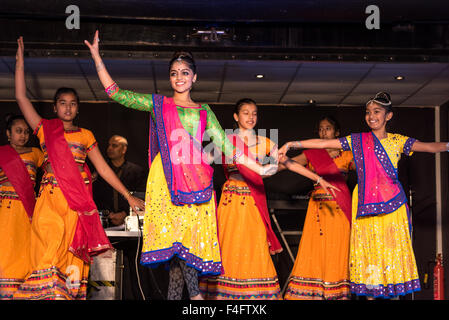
[282,116,354,300]
[279,92,449,299]
[0,114,43,299]
[14,37,144,300]
[199,100,339,300]
[85,31,277,300]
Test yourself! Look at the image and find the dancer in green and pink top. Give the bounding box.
[85,31,277,300]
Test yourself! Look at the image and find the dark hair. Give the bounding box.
[317,115,341,136]
[366,91,393,113]
[169,51,196,74]
[5,113,26,132]
[53,87,80,105]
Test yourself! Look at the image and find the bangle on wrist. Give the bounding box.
[314,176,322,186]
[289,141,303,150]
[123,190,132,200]
[105,82,118,97]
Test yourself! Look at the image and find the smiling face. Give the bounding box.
[169,60,197,94]
[233,102,258,131]
[365,101,393,131]
[318,119,339,140]
[7,118,30,148]
[54,92,79,122]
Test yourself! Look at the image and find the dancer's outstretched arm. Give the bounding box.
[279,155,340,197]
[278,139,342,158]
[88,146,145,214]
[412,141,449,153]
[15,37,42,131]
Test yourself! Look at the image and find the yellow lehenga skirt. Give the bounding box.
[140,153,222,275]
[13,180,89,300]
[199,179,281,300]
[284,189,351,300]
[0,186,32,299]
[349,185,420,298]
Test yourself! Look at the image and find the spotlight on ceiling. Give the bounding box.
[395,75,405,80]
[308,99,316,105]
[255,74,264,79]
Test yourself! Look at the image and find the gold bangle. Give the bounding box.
[123,190,132,200]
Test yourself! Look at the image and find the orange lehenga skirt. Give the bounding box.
[13,179,89,300]
[199,179,281,300]
[284,189,351,300]
[0,186,32,300]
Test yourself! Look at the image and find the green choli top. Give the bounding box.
[110,88,236,157]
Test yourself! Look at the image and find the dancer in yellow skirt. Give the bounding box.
[13,37,144,300]
[0,115,43,299]
[280,92,449,299]
[85,31,277,300]
[282,116,354,300]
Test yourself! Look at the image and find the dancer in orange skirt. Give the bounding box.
[200,100,339,300]
[0,114,43,299]
[281,116,354,300]
[13,37,144,300]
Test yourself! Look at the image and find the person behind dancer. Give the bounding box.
[280,116,354,300]
[279,92,449,299]
[93,134,146,226]
[13,37,144,300]
[0,114,43,299]
[84,31,277,300]
[199,100,339,300]
[93,134,152,300]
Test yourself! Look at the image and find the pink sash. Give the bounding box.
[351,132,407,218]
[303,149,352,224]
[0,145,36,221]
[149,95,214,205]
[42,119,112,263]
[223,134,283,255]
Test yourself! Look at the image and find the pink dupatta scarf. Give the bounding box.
[149,95,214,205]
[42,119,112,263]
[303,149,352,224]
[223,134,283,255]
[351,132,407,218]
[0,145,36,221]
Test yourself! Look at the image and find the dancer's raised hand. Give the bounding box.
[84,30,101,58]
[16,36,24,63]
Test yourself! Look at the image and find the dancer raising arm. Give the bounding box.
[85,31,277,300]
[279,92,449,299]
[14,37,144,300]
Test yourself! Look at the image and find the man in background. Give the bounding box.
[93,135,146,226]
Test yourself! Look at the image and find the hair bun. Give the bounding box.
[172,51,194,61]
[374,92,391,103]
